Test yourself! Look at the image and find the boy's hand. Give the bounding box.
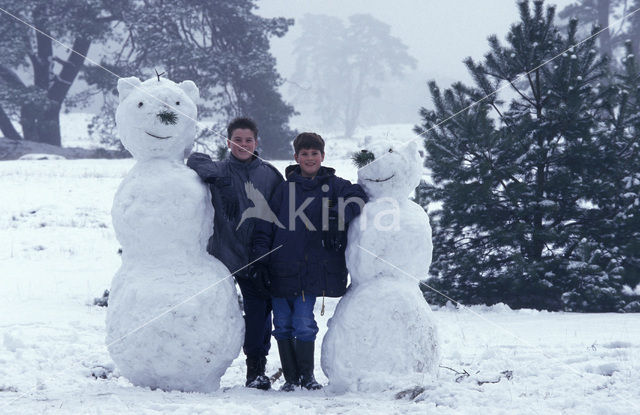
[322,210,346,251]
[248,263,271,299]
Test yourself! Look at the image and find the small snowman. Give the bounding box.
[105,75,243,392]
[321,139,440,392]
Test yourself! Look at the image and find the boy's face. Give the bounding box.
[227,128,257,161]
[294,148,324,177]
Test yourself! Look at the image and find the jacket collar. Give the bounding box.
[285,164,335,184]
[228,152,260,170]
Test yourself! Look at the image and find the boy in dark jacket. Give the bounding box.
[251,132,367,391]
[187,117,283,390]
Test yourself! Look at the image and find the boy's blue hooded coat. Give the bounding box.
[252,165,368,298]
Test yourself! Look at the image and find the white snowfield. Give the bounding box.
[1,158,640,414]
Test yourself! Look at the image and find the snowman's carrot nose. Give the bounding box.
[157,110,178,125]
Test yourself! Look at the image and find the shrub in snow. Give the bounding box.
[93,290,109,307]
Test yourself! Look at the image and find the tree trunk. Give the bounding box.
[20,103,39,143]
[597,0,612,56]
[20,101,63,146]
[48,38,91,103]
[36,101,62,146]
[0,64,27,141]
[531,97,546,262]
[19,36,91,146]
[0,105,21,140]
[18,5,91,147]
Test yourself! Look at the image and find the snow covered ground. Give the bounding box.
[1,139,640,413]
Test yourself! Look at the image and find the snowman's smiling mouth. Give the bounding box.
[145,131,171,140]
[365,174,395,183]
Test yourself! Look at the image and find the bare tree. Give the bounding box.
[0,1,128,145]
[291,14,416,138]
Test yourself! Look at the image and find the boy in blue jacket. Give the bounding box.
[251,132,367,391]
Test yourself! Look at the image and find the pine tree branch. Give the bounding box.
[526,70,541,107]
[483,67,537,108]
[508,79,538,108]
[490,102,510,126]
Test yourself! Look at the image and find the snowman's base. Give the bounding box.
[106,261,244,393]
[321,279,440,392]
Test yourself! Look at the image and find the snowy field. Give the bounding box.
[1,146,640,414]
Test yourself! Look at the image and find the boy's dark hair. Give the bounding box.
[227,117,258,140]
[293,132,325,154]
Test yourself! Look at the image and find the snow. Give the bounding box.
[623,284,640,296]
[60,113,102,149]
[18,154,67,161]
[1,125,640,413]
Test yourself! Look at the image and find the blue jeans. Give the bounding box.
[272,295,318,342]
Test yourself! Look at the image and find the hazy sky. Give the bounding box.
[257,0,576,86]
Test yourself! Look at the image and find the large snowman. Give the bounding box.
[105,76,243,392]
[321,139,440,392]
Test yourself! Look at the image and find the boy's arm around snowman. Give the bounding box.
[330,177,369,225]
[186,152,240,220]
[186,152,225,183]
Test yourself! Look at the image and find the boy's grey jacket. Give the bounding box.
[187,152,284,279]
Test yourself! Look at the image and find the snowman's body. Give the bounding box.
[321,140,440,392]
[105,77,243,392]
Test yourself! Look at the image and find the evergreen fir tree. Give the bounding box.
[416,0,638,311]
[561,39,640,311]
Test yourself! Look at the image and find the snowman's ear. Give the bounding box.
[406,140,418,154]
[407,140,425,160]
[179,80,199,104]
[117,77,142,103]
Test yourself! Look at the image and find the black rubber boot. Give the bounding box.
[296,340,322,390]
[277,339,299,392]
[245,355,271,390]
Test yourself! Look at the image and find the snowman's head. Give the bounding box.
[354,139,423,200]
[115,76,199,161]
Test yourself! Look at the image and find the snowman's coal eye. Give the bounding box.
[388,148,393,153]
[137,102,143,108]
[175,101,180,105]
